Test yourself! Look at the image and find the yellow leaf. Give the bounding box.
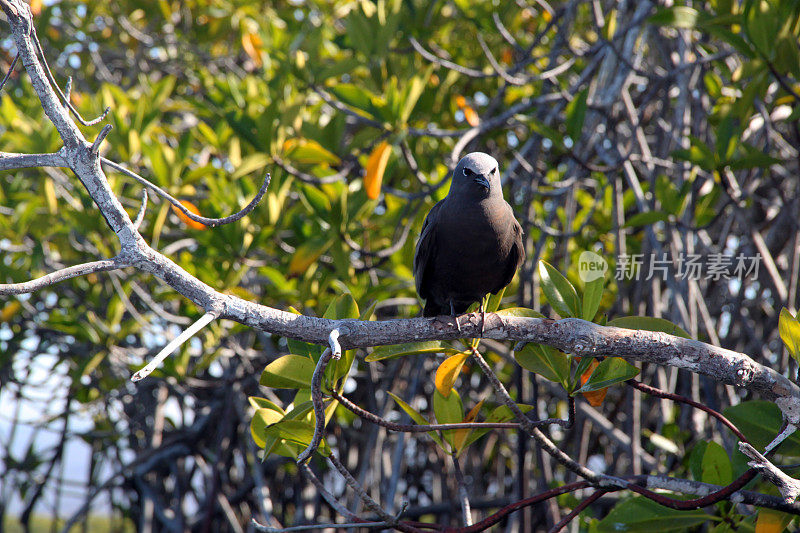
[241,32,264,68]
[288,239,330,277]
[435,351,469,396]
[454,399,484,452]
[282,138,341,165]
[44,178,57,214]
[580,359,608,407]
[171,200,206,230]
[463,106,480,127]
[779,307,800,362]
[364,141,391,200]
[756,509,790,533]
[1,301,21,322]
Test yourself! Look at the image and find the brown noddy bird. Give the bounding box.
[413,152,525,327]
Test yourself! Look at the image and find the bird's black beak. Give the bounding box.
[474,175,490,190]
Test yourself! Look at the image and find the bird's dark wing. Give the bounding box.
[413,199,444,299]
[494,214,526,294]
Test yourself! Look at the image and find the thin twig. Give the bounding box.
[131,311,217,381]
[31,27,110,126]
[0,52,19,92]
[132,188,148,230]
[0,258,122,295]
[470,347,599,483]
[452,453,472,526]
[626,379,749,442]
[101,157,271,227]
[547,490,607,533]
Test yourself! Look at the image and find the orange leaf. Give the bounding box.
[364,141,391,200]
[463,106,480,127]
[501,48,513,65]
[435,351,470,396]
[171,200,206,230]
[580,359,608,407]
[30,0,42,16]
[241,32,264,68]
[454,95,467,108]
[756,509,789,533]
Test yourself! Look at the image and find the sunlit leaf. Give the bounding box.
[259,355,315,389]
[367,341,456,362]
[435,351,469,396]
[515,343,569,387]
[608,316,691,339]
[778,308,800,364]
[538,260,580,318]
[364,141,392,200]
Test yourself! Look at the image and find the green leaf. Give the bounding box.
[399,70,431,123]
[779,307,800,364]
[299,183,331,218]
[495,307,547,318]
[701,441,732,486]
[515,343,570,387]
[724,401,800,455]
[486,286,505,314]
[573,355,596,386]
[565,88,588,141]
[596,496,710,532]
[387,392,444,447]
[582,276,604,321]
[329,84,385,121]
[649,6,700,29]
[248,396,285,413]
[259,355,315,389]
[283,138,341,165]
[538,260,580,318]
[608,316,691,339]
[624,210,669,228]
[366,341,457,362]
[574,357,639,393]
[250,407,284,448]
[263,419,331,457]
[433,388,463,449]
[688,441,709,481]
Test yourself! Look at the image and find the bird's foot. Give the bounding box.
[448,300,462,333]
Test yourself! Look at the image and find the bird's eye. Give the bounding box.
[462,167,474,177]
[491,167,498,174]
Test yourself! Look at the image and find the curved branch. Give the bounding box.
[101,157,271,228]
[0,257,123,295]
[409,37,490,78]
